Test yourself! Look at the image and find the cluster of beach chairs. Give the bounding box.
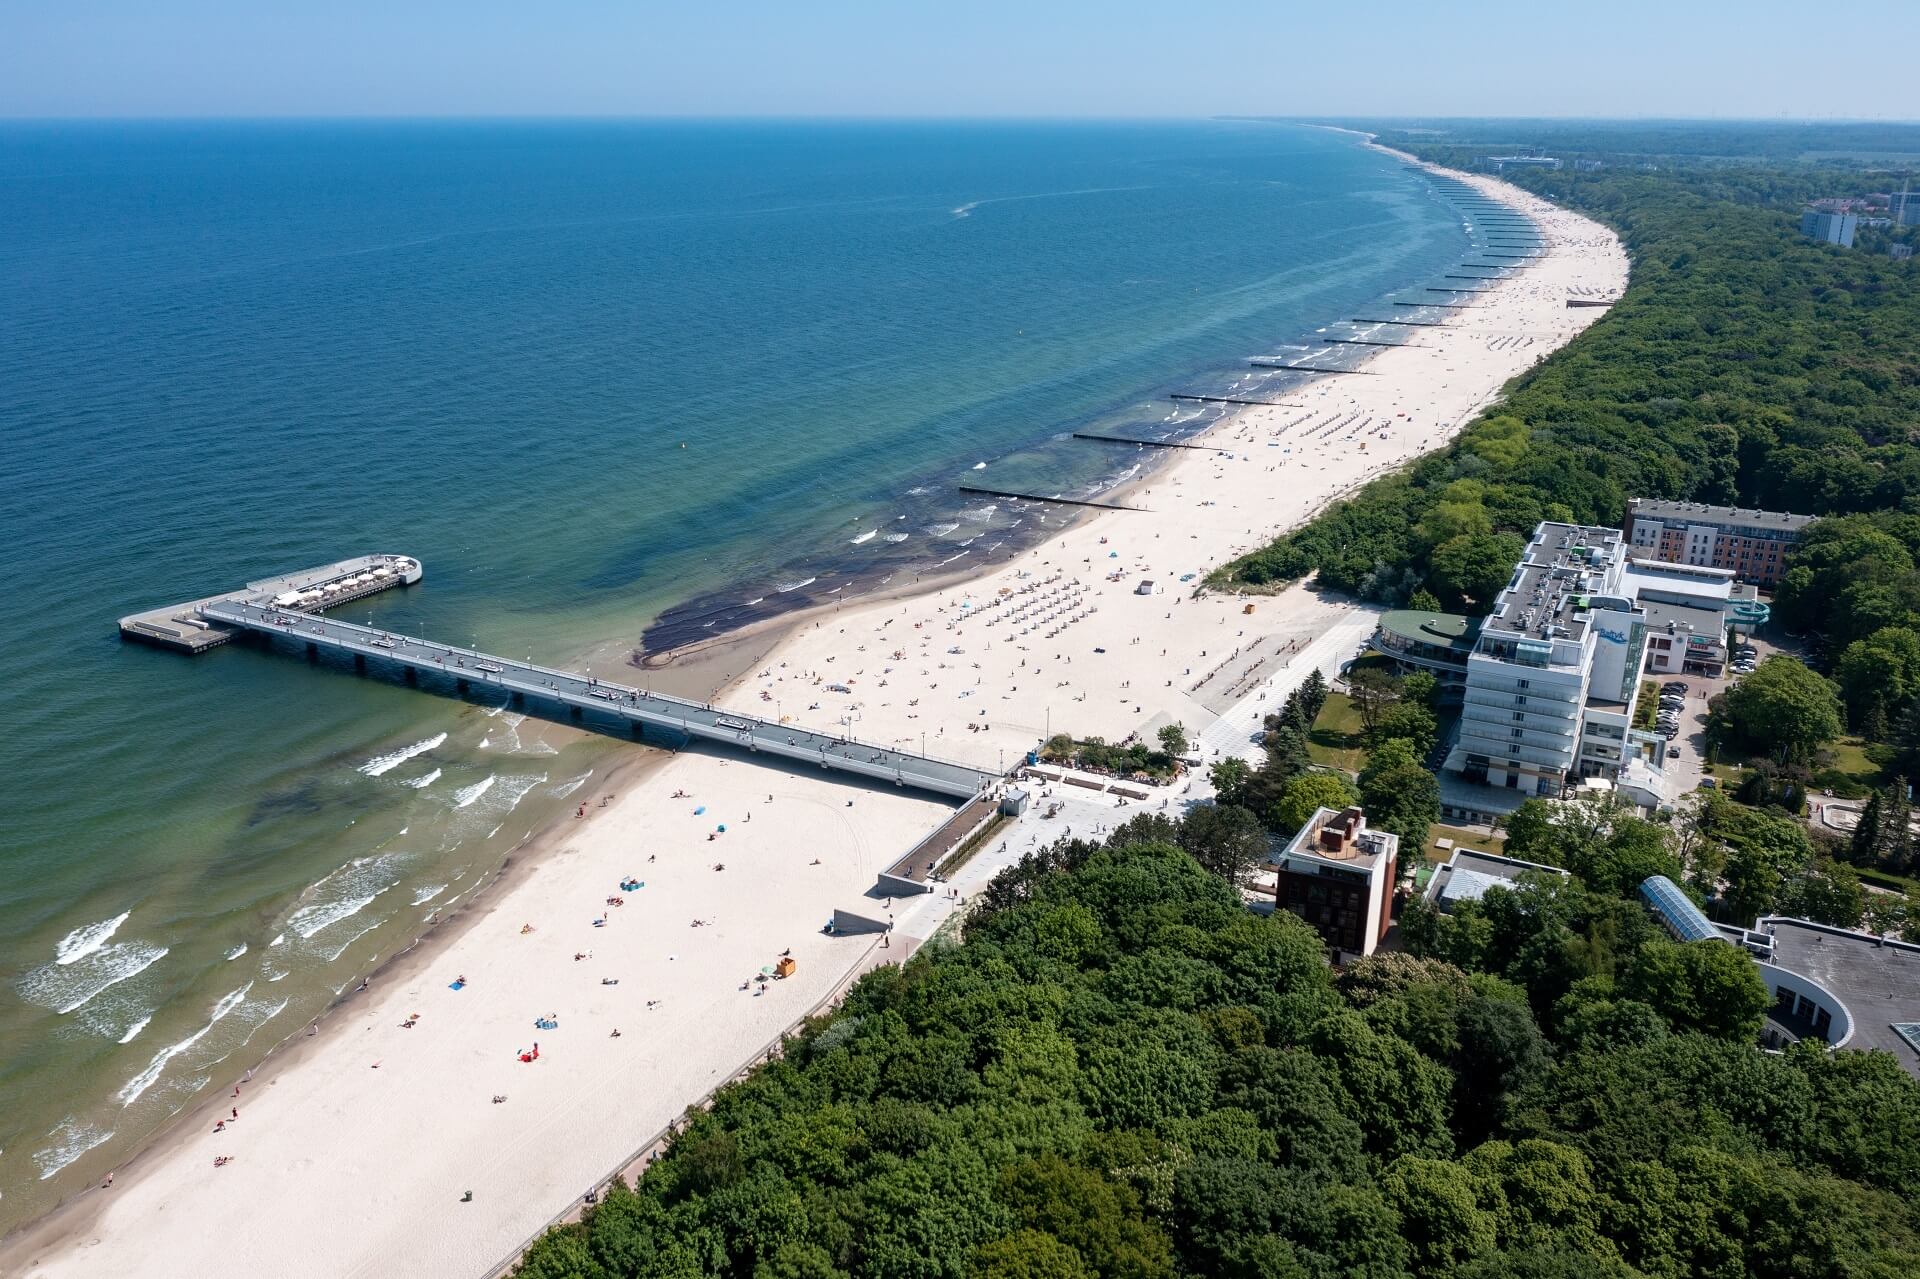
[957,573,1098,639]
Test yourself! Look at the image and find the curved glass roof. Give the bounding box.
[1639,874,1719,943]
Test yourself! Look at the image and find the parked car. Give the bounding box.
[1661,682,1687,694]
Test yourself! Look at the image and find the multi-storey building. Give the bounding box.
[1801,210,1858,247]
[1623,498,1813,588]
[1443,524,1650,807]
[1891,190,1920,228]
[1437,522,1741,823]
[1270,806,1398,961]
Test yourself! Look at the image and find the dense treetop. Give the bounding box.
[515,814,1920,1279]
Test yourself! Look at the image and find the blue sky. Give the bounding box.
[3,0,1913,120]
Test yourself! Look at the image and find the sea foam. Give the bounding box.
[18,941,170,1016]
[56,910,130,965]
[116,982,252,1107]
[34,1118,112,1180]
[359,733,447,778]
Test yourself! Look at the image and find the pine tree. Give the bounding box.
[1299,668,1330,722]
[1852,788,1883,865]
[1883,779,1914,874]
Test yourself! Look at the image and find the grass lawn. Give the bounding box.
[1422,823,1506,866]
[1701,737,1881,800]
[1815,737,1885,797]
[1307,692,1369,774]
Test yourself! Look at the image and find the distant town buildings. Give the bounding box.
[1623,498,1812,588]
[1891,190,1920,228]
[1801,210,1858,248]
[1482,155,1562,173]
[1270,806,1398,961]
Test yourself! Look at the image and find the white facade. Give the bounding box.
[1800,210,1858,247]
[1445,523,1717,810]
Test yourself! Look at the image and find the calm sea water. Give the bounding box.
[0,119,1468,1223]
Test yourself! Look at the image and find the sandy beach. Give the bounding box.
[4,156,1627,1279]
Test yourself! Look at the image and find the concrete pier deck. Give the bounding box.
[199,600,998,801]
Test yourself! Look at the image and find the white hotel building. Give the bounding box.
[1439,522,1735,824]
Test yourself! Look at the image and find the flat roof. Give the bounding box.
[1426,848,1569,911]
[1271,806,1397,874]
[1623,559,1735,601]
[1638,597,1724,636]
[1484,522,1626,643]
[1378,610,1480,653]
[1628,498,1814,534]
[1762,918,1920,1072]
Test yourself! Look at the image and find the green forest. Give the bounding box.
[1212,125,1920,636]
[515,816,1920,1279]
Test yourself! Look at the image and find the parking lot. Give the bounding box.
[1649,636,1758,801]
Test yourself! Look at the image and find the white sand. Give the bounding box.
[8,159,1626,1279]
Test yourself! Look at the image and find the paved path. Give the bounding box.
[1195,603,1385,765]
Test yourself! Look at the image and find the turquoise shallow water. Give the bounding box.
[0,119,1468,1222]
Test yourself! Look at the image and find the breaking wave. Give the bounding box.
[55,910,130,966]
[359,733,447,778]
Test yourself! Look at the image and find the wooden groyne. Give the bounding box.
[1170,393,1306,408]
[956,484,1140,511]
[1247,358,1375,375]
[1072,431,1224,452]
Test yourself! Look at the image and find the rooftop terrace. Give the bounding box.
[1483,523,1627,644]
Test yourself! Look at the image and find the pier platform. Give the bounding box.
[118,554,423,653]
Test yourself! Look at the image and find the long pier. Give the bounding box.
[1351,317,1451,327]
[956,483,1139,511]
[198,600,997,800]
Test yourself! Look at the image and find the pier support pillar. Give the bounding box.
[630,721,645,741]
[403,666,417,685]
[456,678,469,695]
[569,705,583,720]
[306,642,318,661]
[354,653,366,672]
[511,691,524,706]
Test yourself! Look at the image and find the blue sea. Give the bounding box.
[0,119,1470,1223]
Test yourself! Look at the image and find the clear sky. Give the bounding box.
[3,0,1914,121]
